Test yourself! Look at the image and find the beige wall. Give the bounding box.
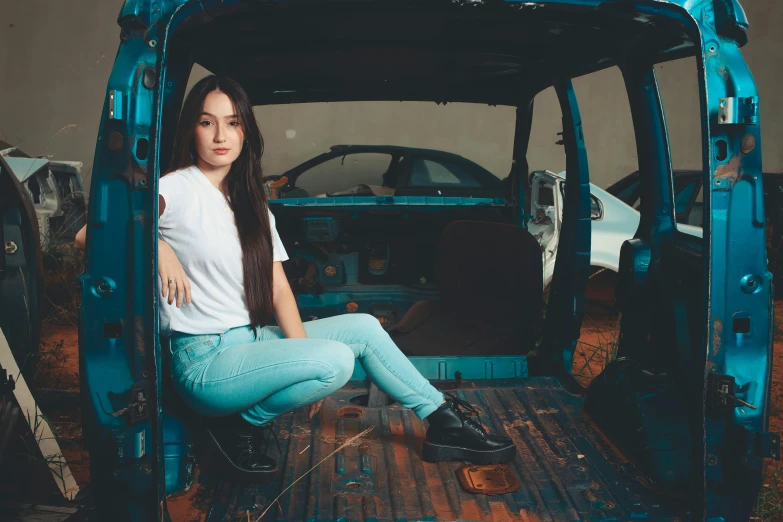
[2,1,781,192]
[0,1,119,186]
[185,65,519,180]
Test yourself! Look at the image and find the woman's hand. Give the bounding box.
[308,399,325,419]
[159,240,191,307]
[75,224,87,249]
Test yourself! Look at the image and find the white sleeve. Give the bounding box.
[268,208,289,262]
[158,173,193,230]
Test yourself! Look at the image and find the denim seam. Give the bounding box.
[182,359,341,385]
[250,386,327,422]
[184,340,215,366]
[347,338,440,410]
[283,385,336,414]
[173,334,224,369]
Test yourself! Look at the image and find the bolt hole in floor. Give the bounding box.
[337,406,365,418]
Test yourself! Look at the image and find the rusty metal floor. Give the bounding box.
[170,378,689,521]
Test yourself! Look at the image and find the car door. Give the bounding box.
[527,171,560,285]
[0,154,44,379]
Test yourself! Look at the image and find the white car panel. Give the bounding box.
[532,170,700,286]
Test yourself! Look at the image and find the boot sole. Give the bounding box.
[421,440,517,464]
[202,427,278,483]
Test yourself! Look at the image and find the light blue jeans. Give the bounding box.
[169,313,445,426]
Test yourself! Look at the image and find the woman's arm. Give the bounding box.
[74,196,167,250]
[74,196,191,306]
[271,261,306,339]
[272,261,321,417]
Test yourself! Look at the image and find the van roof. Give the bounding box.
[116,0,749,106]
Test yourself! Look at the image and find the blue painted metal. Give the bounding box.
[80,1,768,520]
[541,78,592,373]
[297,287,439,315]
[269,196,506,208]
[78,24,162,522]
[695,0,770,518]
[118,0,751,45]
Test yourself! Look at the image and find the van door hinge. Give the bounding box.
[753,431,780,460]
[109,90,123,121]
[718,96,759,125]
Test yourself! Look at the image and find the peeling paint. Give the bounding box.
[714,155,740,185]
[741,134,756,154]
[712,318,723,356]
[488,501,524,521]
[278,426,312,440]
[520,510,544,522]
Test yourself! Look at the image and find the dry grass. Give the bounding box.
[753,462,783,521]
[40,237,84,329]
[750,314,783,521]
[29,338,77,391]
[572,312,621,386]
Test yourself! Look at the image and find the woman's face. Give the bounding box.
[193,90,245,171]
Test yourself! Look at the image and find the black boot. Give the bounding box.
[204,414,278,481]
[422,393,516,464]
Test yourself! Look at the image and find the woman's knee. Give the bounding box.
[348,313,385,335]
[320,341,355,385]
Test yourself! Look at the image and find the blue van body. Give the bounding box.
[74,1,774,520]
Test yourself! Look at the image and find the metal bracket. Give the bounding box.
[129,381,149,424]
[718,96,759,125]
[133,429,146,459]
[707,373,757,416]
[707,373,735,415]
[107,381,149,424]
[109,90,123,121]
[753,431,780,460]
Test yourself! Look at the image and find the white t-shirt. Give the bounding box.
[158,165,288,335]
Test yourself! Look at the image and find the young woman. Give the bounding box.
[78,75,516,481]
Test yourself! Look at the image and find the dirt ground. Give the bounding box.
[573,270,622,387]
[17,271,783,520]
[771,301,783,443]
[36,325,90,487]
[761,300,783,520]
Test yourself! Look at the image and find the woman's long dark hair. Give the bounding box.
[167,75,274,330]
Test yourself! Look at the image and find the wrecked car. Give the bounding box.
[607,169,707,226]
[267,144,507,199]
[0,151,45,380]
[0,143,87,251]
[608,169,783,296]
[65,0,775,520]
[530,169,703,285]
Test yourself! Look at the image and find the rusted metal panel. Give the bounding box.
[455,465,521,495]
[176,378,690,521]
